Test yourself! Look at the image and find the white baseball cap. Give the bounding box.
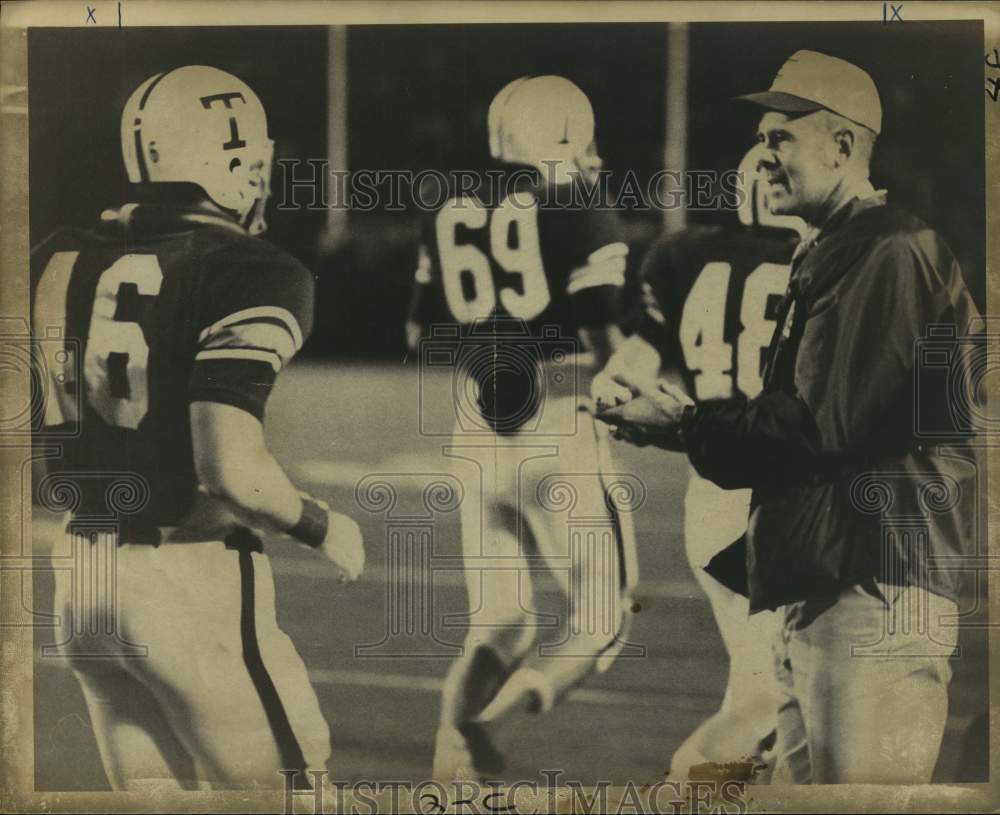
[737,50,882,135]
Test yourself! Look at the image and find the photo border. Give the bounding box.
[2,2,997,812]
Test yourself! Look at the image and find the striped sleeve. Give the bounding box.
[565,240,628,329]
[196,305,304,372]
[566,241,629,295]
[189,239,314,419]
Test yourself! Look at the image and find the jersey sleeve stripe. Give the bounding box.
[566,254,627,295]
[199,321,298,364]
[566,268,626,295]
[587,241,629,265]
[195,348,283,371]
[198,306,303,351]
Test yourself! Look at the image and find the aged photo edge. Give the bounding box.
[1,1,999,812]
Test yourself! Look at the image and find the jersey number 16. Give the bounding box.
[34,251,163,430]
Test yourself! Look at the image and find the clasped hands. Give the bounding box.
[587,371,694,451]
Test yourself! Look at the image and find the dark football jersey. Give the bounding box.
[409,167,627,433]
[636,224,798,401]
[30,203,314,542]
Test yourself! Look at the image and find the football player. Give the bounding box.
[31,66,364,790]
[592,147,804,780]
[405,76,638,781]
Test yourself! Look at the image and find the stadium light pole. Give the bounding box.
[325,25,349,251]
[663,22,688,235]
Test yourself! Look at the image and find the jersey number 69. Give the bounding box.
[435,193,551,323]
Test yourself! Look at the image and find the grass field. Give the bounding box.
[32,361,988,789]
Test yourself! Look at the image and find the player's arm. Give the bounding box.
[191,401,314,530]
[590,332,661,413]
[590,236,674,411]
[190,402,363,580]
[590,236,670,411]
[567,239,630,369]
[188,242,364,579]
[578,323,624,371]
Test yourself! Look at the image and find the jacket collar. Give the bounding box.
[792,180,887,265]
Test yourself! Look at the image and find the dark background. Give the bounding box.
[28,20,986,360]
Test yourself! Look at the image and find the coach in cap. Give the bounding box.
[597,51,981,783]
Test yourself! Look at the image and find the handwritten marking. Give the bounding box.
[85,5,96,23]
[883,2,903,22]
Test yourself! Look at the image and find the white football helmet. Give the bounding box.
[736,146,806,236]
[121,66,274,234]
[487,75,600,182]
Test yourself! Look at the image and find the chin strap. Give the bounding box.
[244,167,271,235]
[246,197,268,236]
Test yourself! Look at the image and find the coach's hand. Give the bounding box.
[595,373,692,450]
[321,511,366,583]
[651,378,694,408]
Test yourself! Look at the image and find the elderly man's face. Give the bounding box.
[755,110,839,218]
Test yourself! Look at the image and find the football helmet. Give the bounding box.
[121,66,274,234]
[487,75,600,182]
[736,146,806,236]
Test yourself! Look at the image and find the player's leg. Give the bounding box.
[69,661,201,791]
[120,542,329,788]
[435,527,536,778]
[434,440,538,780]
[242,550,333,779]
[51,537,198,790]
[770,619,811,784]
[717,588,779,751]
[669,569,779,779]
[669,474,778,779]
[498,407,636,710]
[434,635,519,781]
[438,590,532,725]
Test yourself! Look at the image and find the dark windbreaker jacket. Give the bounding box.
[689,193,982,612]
